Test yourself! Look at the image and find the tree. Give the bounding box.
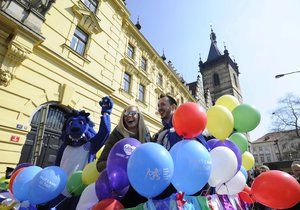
[271,93,300,137]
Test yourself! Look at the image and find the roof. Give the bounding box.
[252,129,299,143]
[207,42,222,61]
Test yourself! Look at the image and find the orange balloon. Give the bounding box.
[92,198,124,210]
[9,168,25,194]
[173,102,207,138]
[251,170,300,209]
[238,186,255,204]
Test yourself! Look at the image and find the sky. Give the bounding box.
[126,0,300,141]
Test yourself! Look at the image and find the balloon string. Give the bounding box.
[53,183,85,208]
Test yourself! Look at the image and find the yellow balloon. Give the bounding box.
[96,145,105,159]
[206,105,234,140]
[82,161,99,185]
[242,151,255,170]
[216,95,240,112]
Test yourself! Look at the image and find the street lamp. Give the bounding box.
[275,70,300,79]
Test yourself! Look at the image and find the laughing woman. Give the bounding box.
[96,105,151,208]
[96,105,151,172]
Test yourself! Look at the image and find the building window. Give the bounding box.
[233,74,238,87]
[266,155,271,162]
[127,43,134,59]
[123,73,131,93]
[70,27,88,55]
[157,73,163,86]
[260,156,265,163]
[141,57,147,71]
[82,0,98,13]
[138,84,145,102]
[213,73,220,86]
[171,86,174,95]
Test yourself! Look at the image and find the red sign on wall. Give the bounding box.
[10,135,20,142]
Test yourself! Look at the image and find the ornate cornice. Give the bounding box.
[7,42,31,63]
[0,33,33,87]
[72,1,102,34]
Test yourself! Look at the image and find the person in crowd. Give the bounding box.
[291,161,300,182]
[258,165,270,174]
[96,105,151,208]
[152,93,208,150]
[152,93,209,200]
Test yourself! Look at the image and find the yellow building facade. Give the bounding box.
[0,0,196,175]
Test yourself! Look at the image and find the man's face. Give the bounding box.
[292,164,300,177]
[158,96,176,121]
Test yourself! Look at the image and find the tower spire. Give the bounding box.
[207,25,221,61]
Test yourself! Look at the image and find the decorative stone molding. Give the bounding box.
[72,1,102,34]
[0,38,32,87]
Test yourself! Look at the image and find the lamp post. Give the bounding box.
[275,70,300,79]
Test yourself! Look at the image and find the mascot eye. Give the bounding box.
[69,121,73,126]
[80,120,84,125]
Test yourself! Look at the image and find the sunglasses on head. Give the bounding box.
[124,110,138,117]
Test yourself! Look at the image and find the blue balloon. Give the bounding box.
[13,166,42,201]
[127,142,174,198]
[170,140,212,195]
[28,166,67,205]
[240,166,248,181]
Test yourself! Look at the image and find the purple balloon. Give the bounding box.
[207,139,218,150]
[213,140,242,172]
[108,166,130,192]
[95,169,128,201]
[107,138,141,172]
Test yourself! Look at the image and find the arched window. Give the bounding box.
[213,73,220,86]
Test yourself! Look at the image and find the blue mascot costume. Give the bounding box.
[39,96,113,210]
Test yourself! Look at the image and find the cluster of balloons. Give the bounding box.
[10,164,67,205]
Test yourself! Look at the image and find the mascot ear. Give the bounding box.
[79,110,90,117]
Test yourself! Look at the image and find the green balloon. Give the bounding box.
[232,104,261,132]
[67,171,86,196]
[229,132,248,153]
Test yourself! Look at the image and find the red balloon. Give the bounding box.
[173,102,207,138]
[251,170,300,209]
[92,198,124,210]
[238,186,255,204]
[9,168,25,194]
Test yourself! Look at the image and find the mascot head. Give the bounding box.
[62,110,96,146]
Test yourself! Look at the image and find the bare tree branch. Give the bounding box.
[271,93,300,137]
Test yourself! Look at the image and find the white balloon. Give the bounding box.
[76,183,98,210]
[216,171,246,195]
[208,146,238,187]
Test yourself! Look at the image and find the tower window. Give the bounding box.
[233,74,238,87]
[213,73,220,86]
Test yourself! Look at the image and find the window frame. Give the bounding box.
[82,0,98,13]
[123,72,131,93]
[157,73,163,86]
[141,56,147,71]
[70,27,89,56]
[127,43,135,59]
[213,73,220,86]
[138,84,145,102]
